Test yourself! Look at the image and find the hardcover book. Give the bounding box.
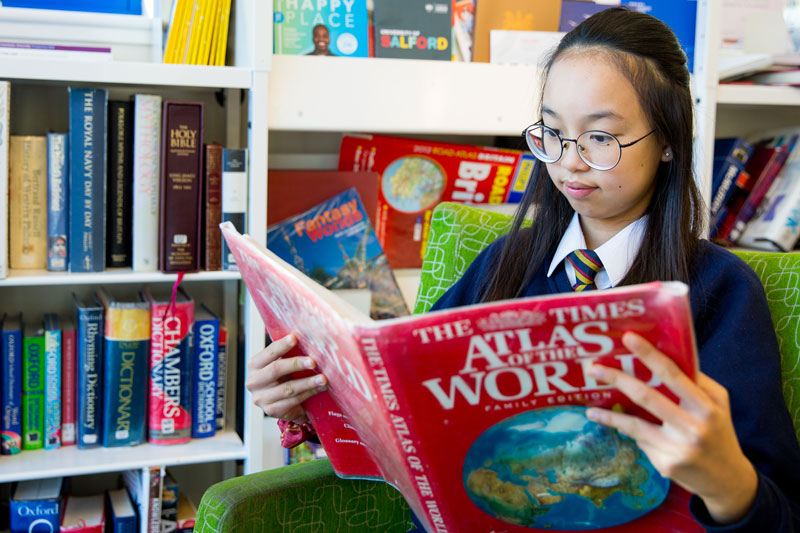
[74,294,104,449]
[98,289,150,447]
[43,313,61,449]
[145,288,194,445]
[68,88,108,273]
[373,0,451,60]
[22,324,45,450]
[46,133,69,271]
[61,494,105,532]
[61,319,77,446]
[132,94,163,272]
[221,147,247,271]
[122,466,163,533]
[0,81,8,279]
[192,304,219,438]
[472,0,561,63]
[107,488,137,533]
[107,100,134,268]
[159,101,204,273]
[9,135,47,269]
[267,188,409,319]
[273,0,369,57]
[11,478,62,533]
[338,134,531,268]
[222,221,702,533]
[215,325,227,431]
[202,143,223,270]
[1,314,22,455]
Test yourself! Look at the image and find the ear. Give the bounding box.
[661,146,673,162]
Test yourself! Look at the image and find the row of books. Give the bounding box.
[0,288,228,455]
[0,81,249,278]
[163,0,232,66]
[9,469,196,533]
[272,0,696,69]
[710,129,800,252]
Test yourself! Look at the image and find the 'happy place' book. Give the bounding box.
[221,222,703,532]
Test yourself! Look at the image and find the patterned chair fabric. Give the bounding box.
[196,202,800,532]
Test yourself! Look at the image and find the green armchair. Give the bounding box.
[195,202,800,532]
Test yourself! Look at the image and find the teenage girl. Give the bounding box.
[247,7,800,530]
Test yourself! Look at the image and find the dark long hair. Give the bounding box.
[482,7,705,302]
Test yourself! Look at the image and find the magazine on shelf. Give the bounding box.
[221,222,703,532]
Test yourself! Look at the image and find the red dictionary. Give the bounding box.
[222,222,702,533]
[159,101,204,273]
[338,134,532,268]
[145,288,194,444]
[61,320,76,446]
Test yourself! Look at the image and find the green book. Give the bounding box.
[22,324,45,450]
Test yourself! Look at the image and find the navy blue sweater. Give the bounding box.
[431,237,800,532]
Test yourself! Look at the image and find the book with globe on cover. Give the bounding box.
[221,221,702,533]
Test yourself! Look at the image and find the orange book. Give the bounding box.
[472,0,561,62]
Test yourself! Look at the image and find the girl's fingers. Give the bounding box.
[621,332,713,415]
[245,355,316,391]
[247,334,297,372]
[250,374,328,412]
[586,406,665,448]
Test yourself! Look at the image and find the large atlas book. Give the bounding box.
[221,222,703,532]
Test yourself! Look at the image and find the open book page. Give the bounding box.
[223,222,702,532]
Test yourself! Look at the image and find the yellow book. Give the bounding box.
[188,0,210,65]
[177,0,199,63]
[9,136,47,269]
[202,0,221,66]
[215,0,232,66]
[164,0,190,63]
[207,0,222,65]
[197,0,218,65]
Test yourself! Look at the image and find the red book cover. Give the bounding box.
[203,143,223,270]
[159,101,204,273]
[60,494,105,532]
[222,222,702,533]
[338,134,532,268]
[145,288,194,444]
[267,170,380,227]
[61,321,76,446]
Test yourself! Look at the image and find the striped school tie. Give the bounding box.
[566,249,603,291]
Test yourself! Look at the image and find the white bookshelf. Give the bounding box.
[0,269,241,287]
[717,84,800,107]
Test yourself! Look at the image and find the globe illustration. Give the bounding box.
[463,406,669,530]
[381,156,446,213]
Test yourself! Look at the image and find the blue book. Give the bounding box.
[47,133,69,271]
[43,314,61,449]
[622,0,697,71]
[97,289,149,448]
[192,305,219,438]
[559,1,611,32]
[1,314,22,455]
[0,1,141,15]
[74,294,104,449]
[506,153,535,204]
[710,137,754,225]
[68,87,107,273]
[107,488,137,533]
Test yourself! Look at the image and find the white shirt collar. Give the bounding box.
[546,212,648,288]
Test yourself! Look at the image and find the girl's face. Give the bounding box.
[541,52,667,243]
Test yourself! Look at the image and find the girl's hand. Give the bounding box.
[245,334,328,424]
[586,332,758,525]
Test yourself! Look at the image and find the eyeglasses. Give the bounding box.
[521,123,657,171]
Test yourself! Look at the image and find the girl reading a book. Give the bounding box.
[247,7,800,530]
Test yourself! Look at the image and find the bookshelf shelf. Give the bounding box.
[0,431,247,483]
[0,268,242,287]
[268,55,540,136]
[1,57,252,89]
[717,84,800,107]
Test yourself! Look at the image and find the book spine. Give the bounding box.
[68,88,108,272]
[77,307,104,448]
[149,301,194,444]
[215,325,227,430]
[147,466,163,533]
[102,304,150,447]
[0,81,8,279]
[192,316,218,438]
[159,101,204,273]
[132,94,162,272]
[203,143,223,270]
[46,133,69,271]
[43,319,61,449]
[1,324,22,454]
[107,101,134,268]
[9,136,47,269]
[221,148,247,271]
[61,326,76,445]
[22,334,45,450]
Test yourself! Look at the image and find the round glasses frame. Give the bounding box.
[521,123,657,171]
